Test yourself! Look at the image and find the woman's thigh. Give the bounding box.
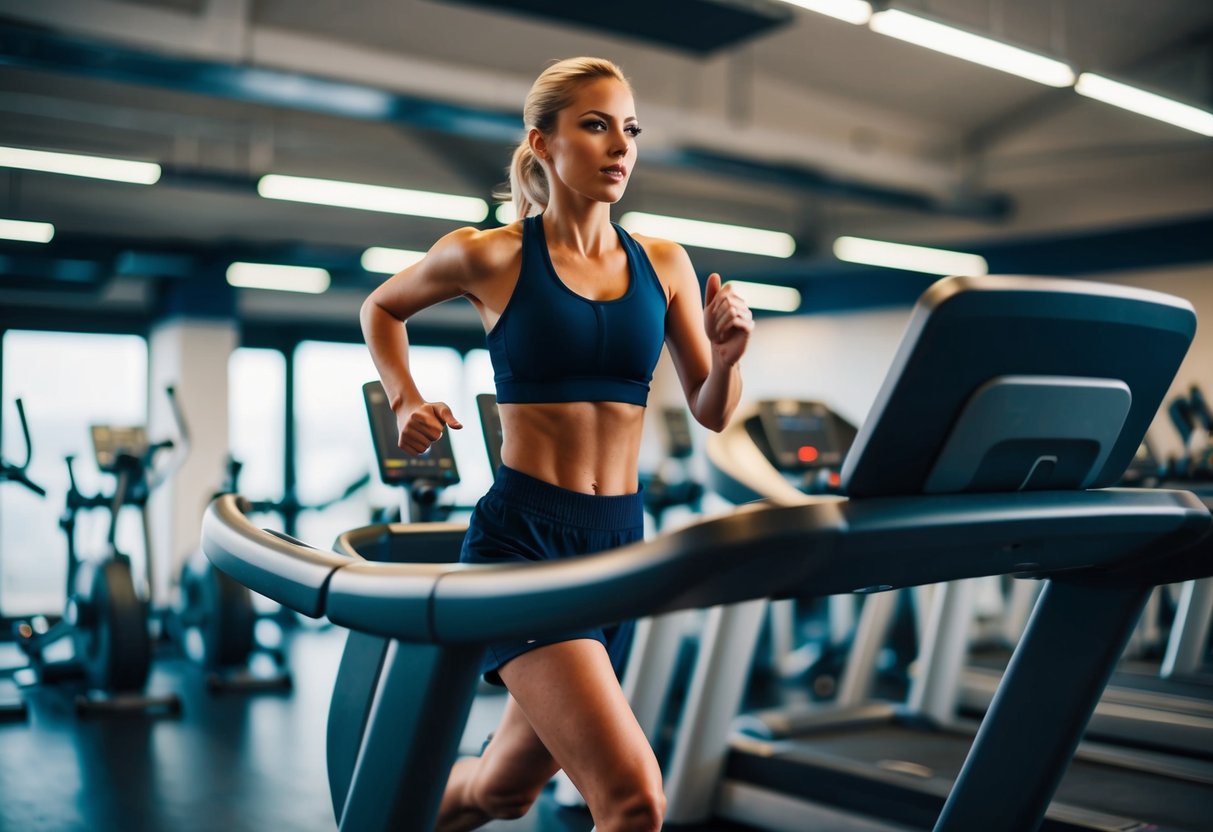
[497,638,660,808]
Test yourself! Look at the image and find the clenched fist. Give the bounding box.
[395,401,463,455]
[703,273,753,367]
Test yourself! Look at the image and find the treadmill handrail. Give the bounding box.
[202,491,1211,643]
[202,495,355,617]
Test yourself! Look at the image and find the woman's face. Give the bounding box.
[537,77,640,204]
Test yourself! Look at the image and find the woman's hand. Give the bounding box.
[702,273,753,367]
[395,401,463,455]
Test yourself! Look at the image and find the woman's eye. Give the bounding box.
[626,126,643,137]
[583,120,607,131]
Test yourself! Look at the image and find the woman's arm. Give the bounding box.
[653,241,753,432]
[359,227,484,452]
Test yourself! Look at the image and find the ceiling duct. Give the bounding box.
[431,0,794,55]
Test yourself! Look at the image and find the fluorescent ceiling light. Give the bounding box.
[495,203,518,224]
[361,246,426,274]
[834,236,988,276]
[869,9,1074,87]
[0,145,161,184]
[0,218,55,244]
[1075,74,1213,137]
[238,71,393,119]
[226,262,331,294]
[258,174,488,222]
[620,212,796,258]
[779,0,871,25]
[728,280,801,312]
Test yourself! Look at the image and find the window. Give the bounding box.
[1,331,148,616]
[229,347,286,531]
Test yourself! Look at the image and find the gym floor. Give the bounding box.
[0,626,756,832]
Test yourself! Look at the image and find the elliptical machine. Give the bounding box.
[168,454,367,694]
[14,387,186,716]
[1,399,46,721]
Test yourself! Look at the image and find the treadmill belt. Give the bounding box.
[737,722,1213,831]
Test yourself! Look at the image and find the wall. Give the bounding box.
[1099,264,1213,464]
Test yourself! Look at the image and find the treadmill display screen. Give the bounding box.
[758,401,844,472]
[363,381,460,486]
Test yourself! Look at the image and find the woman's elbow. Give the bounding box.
[360,294,399,331]
[695,411,729,433]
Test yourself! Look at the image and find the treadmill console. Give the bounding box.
[476,393,504,475]
[747,400,857,493]
[363,382,460,488]
[662,408,695,460]
[91,426,148,472]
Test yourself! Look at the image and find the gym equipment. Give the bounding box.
[1121,440,1164,487]
[948,387,1212,761]
[168,454,298,694]
[13,387,185,716]
[202,275,1213,832]
[709,398,892,694]
[715,400,917,701]
[1165,385,1213,481]
[659,276,1213,831]
[0,399,45,721]
[364,381,460,522]
[475,392,503,475]
[172,447,370,691]
[640,408,704,532]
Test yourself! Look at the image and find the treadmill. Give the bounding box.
[660,281,1213,830]
[200,275,1213,832]
[959,397,1213,760]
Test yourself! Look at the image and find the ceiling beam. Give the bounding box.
[0,18,1006,218]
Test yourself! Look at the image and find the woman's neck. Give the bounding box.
[541,198,615,258]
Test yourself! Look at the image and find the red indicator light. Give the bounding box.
[829,472,841,488]
[798,446,819,463]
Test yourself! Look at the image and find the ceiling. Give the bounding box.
[0,0,1210,327]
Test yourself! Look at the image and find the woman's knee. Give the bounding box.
[592,766,665,831]
[614,785,666,831]
[469,776,542,820]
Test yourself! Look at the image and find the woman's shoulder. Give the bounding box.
[431,222,524,279]
[626,233,693,274]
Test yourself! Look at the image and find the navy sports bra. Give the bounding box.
[487,214,667,406]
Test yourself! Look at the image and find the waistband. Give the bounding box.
[488,464,644,530]
[494,377,650,407]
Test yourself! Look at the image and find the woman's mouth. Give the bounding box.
[600,165,627,181]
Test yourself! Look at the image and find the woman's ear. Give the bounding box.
[528,127,548,161]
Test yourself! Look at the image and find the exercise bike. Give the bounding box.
[13,387,186,716]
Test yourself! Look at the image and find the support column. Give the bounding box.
[147,277,237,607]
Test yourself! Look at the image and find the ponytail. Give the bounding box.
[495,140,549,220]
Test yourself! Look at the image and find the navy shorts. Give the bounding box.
[460,464,644,687]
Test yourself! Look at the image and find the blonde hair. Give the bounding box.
[495,57,632,220]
